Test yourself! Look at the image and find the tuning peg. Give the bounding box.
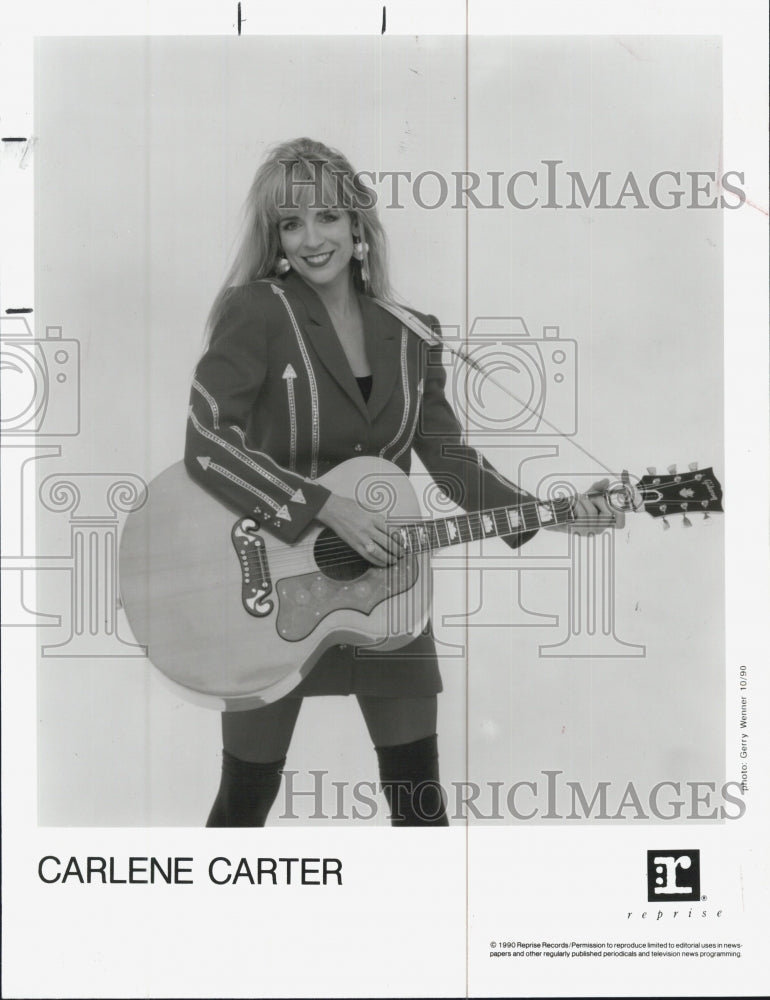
[662,517,670,530]
[646,466,656,475]
[688,462,698,471]
[682,514,692,528]
[667,464,677,474]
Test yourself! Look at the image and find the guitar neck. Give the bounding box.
[392,464,724,551]
[394,495,576,554]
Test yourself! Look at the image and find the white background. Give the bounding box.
[1,1,768,998]
[34,33,723,826]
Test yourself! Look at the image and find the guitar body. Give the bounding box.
[119,453,722,711]
[118,457,431,711]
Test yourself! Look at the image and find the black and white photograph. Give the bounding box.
[1,1,767,997]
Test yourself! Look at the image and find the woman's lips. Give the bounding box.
[302,251,334,268]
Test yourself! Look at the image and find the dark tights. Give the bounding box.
[206,695,447,827]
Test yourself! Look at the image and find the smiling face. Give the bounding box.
[278,206,356,293]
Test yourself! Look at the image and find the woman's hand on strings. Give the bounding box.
[316,494,404,566]
[545,478,625,534]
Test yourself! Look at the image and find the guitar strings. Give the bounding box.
[265,494,557,573]
[262,473,714,570]
[257,473,716,576]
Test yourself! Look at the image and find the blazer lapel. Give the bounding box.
[281,272,369,419]
[282,273,404,424]
[359,294,403,421]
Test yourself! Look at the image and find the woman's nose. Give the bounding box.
[302,221,324,249]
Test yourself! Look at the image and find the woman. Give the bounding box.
[185,138,617,827]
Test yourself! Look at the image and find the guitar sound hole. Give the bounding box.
[314,528,372,582]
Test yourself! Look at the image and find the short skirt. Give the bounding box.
[287,625,442,698]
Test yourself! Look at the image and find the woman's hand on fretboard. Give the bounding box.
[544,478,625,534]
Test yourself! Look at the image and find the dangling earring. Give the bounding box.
[275,255,291,276]
[352,233,371,290]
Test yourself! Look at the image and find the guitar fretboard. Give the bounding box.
[392,496,575,554]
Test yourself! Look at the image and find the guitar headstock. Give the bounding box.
[636,463,723,526]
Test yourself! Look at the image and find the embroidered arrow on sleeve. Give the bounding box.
[190,408,298,500]
[195,457,291,521]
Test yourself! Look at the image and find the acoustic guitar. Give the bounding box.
[118,457,722,711]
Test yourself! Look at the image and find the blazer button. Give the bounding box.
[354,443,363,452]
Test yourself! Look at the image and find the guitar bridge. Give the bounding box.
[231,518,274,618]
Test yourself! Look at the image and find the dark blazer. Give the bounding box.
[185,270,537,697]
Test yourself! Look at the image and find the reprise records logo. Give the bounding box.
[647,850,701,902]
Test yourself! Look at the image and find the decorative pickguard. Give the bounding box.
[275,556,418,642]
[231,518,274,618]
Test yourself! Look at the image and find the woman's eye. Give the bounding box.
[280,220,300,231]
[321,212,340,223]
